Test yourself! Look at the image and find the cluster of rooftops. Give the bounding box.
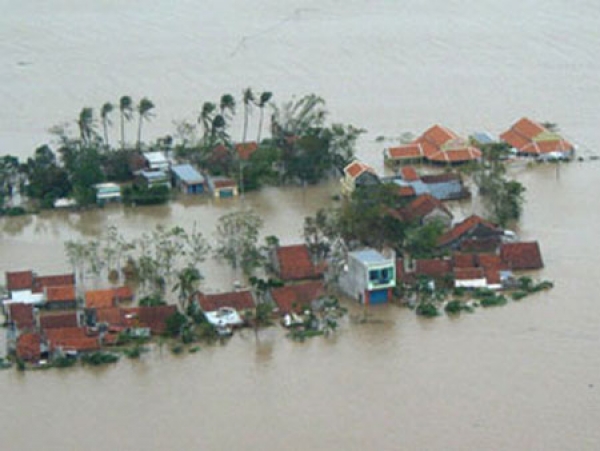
[383,117,574,164]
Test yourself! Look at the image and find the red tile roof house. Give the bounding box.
[43,285,78,310]
[121,305,178,335]
[5,270,34,295]
[340,160,380,196]
[500,117,575,160]
[16,333,42,363]
[272,244,326,282]
[269,281,326,315]
[195,290,255,313]
[39,312,80,330]
[454,267,487,289]
[385,125,482,166]
[397,193,453,227]
[500,242,544,270]
[85,289,119,310]
[438,215,504,251]
[7,303,36,331]
[44,327,100,355]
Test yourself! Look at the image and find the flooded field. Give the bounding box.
[1,1,600,450]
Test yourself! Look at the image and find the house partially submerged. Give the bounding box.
[340,160,379,196]
[499,242,544,270]
[44,285,77,311]
[143,151,171,171]
[385,125,482,166]
[395,194,453,227]
[437,215,504,251]
[138,170,171,190]
[384,167,469,201]
[207,176,238,198]
[500,117,574,159]
[94,183,122,205]
[171,164,206,194]
[272,244,325,282]
[338,248,396,305]
[195,290,255,327]
[270,281,326,315]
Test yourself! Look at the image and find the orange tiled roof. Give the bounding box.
[500,118,573,155]
[122,305,177,335]
[345,160,375,179]
[235,141,259,160]
[85,289,117,310]
[500,242,544,270]
[454,267,485,280]
[485,269,501,285]
[438,215,501,247]
[8,303,35,330]
[33,274,75,293]
[45,327,100,352]
[400,166,420,182]
[113,286,134,301]
[453,253,477,268]
[400,194,452,222]
[386,143,424,160]
[96,307,125,327]
[195,290,255,312]
[414,259,452,278]
[477,254,507,270]
[276,244,324,281]
[45,285,76,303]
[16,333,41,362]
[6,271,34,291]
[271,281,325,315]
[213,179,237,189]
[40,312,79,330]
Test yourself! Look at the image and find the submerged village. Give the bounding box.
[0,92,572,370]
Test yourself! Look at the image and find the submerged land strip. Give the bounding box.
[0,92,574,370]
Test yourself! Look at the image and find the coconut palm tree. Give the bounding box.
[77,107,96,146]
[199,102,217,143]
[173,265,202,311]
[242,87,254,143]
[100,102,114,149]
[119,95,134,149]
[256,91,272,143]
[136,97,155,150]
[219,94,236,121]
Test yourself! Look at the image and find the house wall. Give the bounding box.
[338,254,396,304]
[455,279,487,289]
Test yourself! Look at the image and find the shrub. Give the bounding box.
[479,294,507,307]
[416,302,439,317]
[81,352,119,366]
[511,291,528,301]
[53,355,76,368]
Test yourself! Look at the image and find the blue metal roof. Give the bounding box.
[472,132,497,145]
[426,180,462,200]
[171,164,204,183]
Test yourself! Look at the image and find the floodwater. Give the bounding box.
[1,1,600,450]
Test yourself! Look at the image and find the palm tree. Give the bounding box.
[173,265,202,311]
[77,107,95,146]
[119,95,134,149]
[136,97,155,150]
[219,94,236,120]
[242,87,254,143]
[199,102,217,143]
[211,114,227,144]
[256,91,272,143]
[100,102,114,149]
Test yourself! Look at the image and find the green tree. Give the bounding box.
[25,145,71,208]
[119,95,134,149]
[242,87,255,143]
[173,265,202,311]
[219,94,236,120]
[136,97,155,150]
[77,107,96,146]
[404,220,445,259]
[214,209,264,276]
[100,102,114,148]
[70,146,105,206]
[256,91,272,142]
[199,102,217,142]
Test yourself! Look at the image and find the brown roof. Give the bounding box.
[235,141,259,160]
[477,254,507,270]
[213,178,237,189]
[8,303,35,330]
[85,289,117,310]
[45,285,76,303]
[276,244,324,281]
[6,271,34,291]
[438,215,501,247]
[414,259,452,278]
[500,242,544,270]
[40,312,79,330]
[45,327,99,352]
[459,237,502,253]
[195,290,255,312]
[485,269,501,285]
[454,267,485,280]
[345,160,376,179]
[400,166,420,181]
[122,305,178,335]
[453,253,477,268]
[400,194,452,223]
[16,333,41,362]
[500,118,573,155]
[33,274,75,293]
[113,286,134,301]
[96,307,126,328]
[271,281,325,315]
[386,143,424,160]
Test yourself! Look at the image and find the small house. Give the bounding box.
[500,242,544,270]
[195,290,255,327]
[500,117,574,159]
[171,164,205,194]
[44,327,100,354]
[438,215,504,250]
[454,267,487,289]
[16,333,42,363]
[138,170,171,189]
[272,244,325,282]
[94,182,122,204]
[39,312,80,330]
[340,160,379,196]
[44,285,77,310]
[85,289,118,310]
[270,281,325,315]
[143,151,171,171]
[398,194,453,227]
[338,248,396,305]
[207,176,238,198]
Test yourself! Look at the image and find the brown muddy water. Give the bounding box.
[1,1,600,450]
